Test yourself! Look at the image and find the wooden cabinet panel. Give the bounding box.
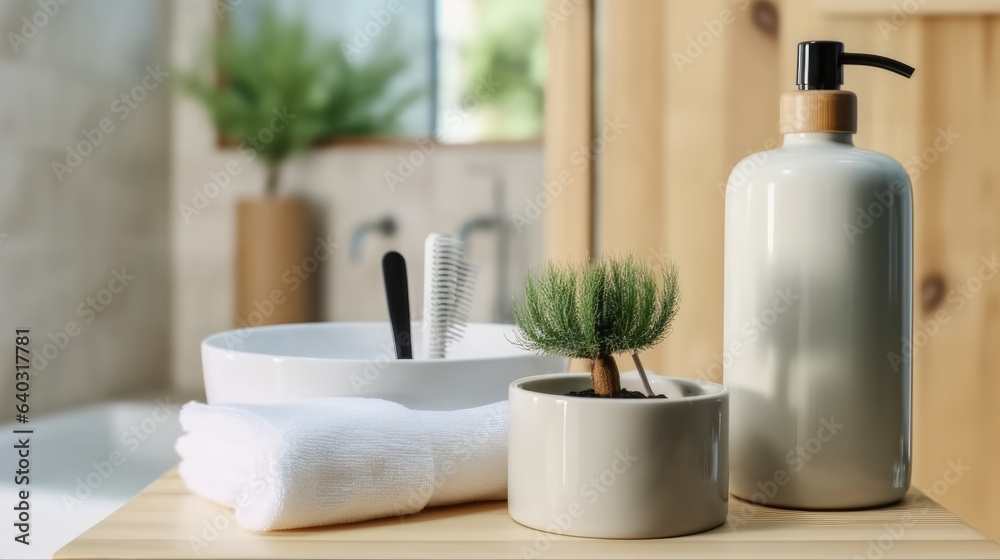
[543,0,593,264]
[546,0,1000,542]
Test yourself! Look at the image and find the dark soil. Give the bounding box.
[565,389,668,399]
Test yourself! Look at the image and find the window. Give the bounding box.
[227,0,545,143]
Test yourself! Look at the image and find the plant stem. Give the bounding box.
[592,355,621,397]
[631,353,654,397]
[265,164,281,197]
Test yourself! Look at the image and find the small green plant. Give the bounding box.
[176,7,421,195]
[512,254,680,397]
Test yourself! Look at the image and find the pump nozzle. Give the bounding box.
[796,41,914,90]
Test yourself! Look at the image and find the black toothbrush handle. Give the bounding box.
[381,251,413,359]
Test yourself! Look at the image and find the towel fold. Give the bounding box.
[176,398,508,531]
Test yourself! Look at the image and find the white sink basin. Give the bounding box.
[202,322,568,410]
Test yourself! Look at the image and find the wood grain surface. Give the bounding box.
[585,0,1000,543]
[55,468,1000,560]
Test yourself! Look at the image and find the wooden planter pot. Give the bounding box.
[235,197,314,327]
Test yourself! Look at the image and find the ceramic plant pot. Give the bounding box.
[235,197,314,326]
[508,372,728,539]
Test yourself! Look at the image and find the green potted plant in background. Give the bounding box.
[178,8,420,326]
[506,255,729,538]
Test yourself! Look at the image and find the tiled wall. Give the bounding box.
[0,1,171,413]
[169,1,546,394]
[0,0,547,409]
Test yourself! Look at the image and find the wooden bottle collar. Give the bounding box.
[779,90,857,134]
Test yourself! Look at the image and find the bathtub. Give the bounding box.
[0,399,181,559]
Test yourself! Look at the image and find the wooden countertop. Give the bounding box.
[55,468,1000,559]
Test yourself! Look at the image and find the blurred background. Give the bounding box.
[1,0,998,555]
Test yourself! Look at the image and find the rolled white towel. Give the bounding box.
[175,398,508,531]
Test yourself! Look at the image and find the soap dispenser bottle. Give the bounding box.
[724,41,915,509]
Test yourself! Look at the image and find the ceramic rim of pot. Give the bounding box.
[510,372,728,402]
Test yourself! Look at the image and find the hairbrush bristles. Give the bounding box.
[422,233,478,359]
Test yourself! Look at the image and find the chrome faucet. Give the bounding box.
[348,215,397,261]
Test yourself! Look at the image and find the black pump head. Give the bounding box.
[796,41,914,90]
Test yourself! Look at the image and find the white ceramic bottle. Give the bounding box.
[724,41,915,509]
